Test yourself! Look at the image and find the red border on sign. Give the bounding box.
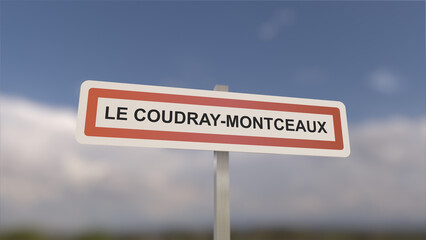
[84,88,344,150]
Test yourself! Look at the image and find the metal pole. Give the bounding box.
[214,85,230,240]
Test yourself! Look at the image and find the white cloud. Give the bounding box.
[259,9,296,41]
[0,96,425,232]
[368,67,402,94]
[230,116,426,229]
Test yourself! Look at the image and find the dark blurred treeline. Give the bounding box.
[0,229,425,240]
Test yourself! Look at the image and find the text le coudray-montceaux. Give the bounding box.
[104,106,328,133]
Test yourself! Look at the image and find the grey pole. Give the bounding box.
[213,85,230,240]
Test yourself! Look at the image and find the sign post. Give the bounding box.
[76,80,351,240]
[213,85,230,240]
[76,80,350,157]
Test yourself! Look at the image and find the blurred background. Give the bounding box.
[0,1,425,239]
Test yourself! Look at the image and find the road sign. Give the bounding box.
[76,80,350,157]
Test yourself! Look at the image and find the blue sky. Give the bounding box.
[1,1,425,122]
[0,1,425,233]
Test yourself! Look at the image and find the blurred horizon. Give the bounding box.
[1,228,426,240]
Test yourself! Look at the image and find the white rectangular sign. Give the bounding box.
[76,80,350,157]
